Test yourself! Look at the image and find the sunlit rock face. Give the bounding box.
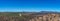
[19,14,22,16]
[29,14,60,21]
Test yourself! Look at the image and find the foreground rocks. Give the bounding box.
[0,16,23,21]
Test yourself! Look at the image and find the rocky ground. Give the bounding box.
[0,14,30,21]
[0,16,20,21]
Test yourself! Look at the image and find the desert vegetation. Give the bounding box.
[0,11,60,21]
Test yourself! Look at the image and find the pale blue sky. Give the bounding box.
[0,0,60,12]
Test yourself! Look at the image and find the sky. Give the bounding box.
[0,0,60,12]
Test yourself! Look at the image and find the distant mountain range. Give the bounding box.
[0,11,60,14]
[20,11,60,15]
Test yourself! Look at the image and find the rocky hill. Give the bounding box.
[0,11,60,21]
